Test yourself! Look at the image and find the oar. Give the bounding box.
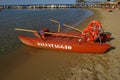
[49,19,82,32]
[15,28,37,33]
[15,28,45,40]
[15,28,82,39]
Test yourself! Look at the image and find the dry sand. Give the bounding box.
[0,8,120,80]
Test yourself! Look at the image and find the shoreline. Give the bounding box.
[69,8,102,32]
[76,8,102,30]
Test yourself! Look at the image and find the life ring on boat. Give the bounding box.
[82,20,103,41]
[88,20,103,41]
[88,20,102,28]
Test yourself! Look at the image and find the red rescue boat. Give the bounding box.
[18,34,110,53]
[15,19,111,53]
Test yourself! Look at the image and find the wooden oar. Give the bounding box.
[15,28,82,39]
[15,28,37,33]
[49,19,82,32]
[15,28,45,40]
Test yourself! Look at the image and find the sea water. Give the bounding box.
[0,8,93,55]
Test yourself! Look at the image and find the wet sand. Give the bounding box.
[0,8,120,80]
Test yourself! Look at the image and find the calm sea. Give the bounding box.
[0,8,93,55]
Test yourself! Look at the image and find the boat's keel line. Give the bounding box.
[37,42,72,50]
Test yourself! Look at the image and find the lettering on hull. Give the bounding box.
[37,43,72,50]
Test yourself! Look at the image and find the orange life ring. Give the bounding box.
[82,20,103,41]
[88,20,102,28]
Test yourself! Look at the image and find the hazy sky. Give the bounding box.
[0,0,115,5]
[0,0,75,5]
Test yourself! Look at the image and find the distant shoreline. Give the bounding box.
[0,3,102,9]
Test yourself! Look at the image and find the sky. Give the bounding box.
[0,0,115,5]
[0,0,75,5]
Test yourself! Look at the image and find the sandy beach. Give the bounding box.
[0,8,120,80]
[66,8,120,80]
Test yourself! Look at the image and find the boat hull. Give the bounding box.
[18,35,110,53]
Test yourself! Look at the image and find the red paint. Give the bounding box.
[18,32,111,53]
